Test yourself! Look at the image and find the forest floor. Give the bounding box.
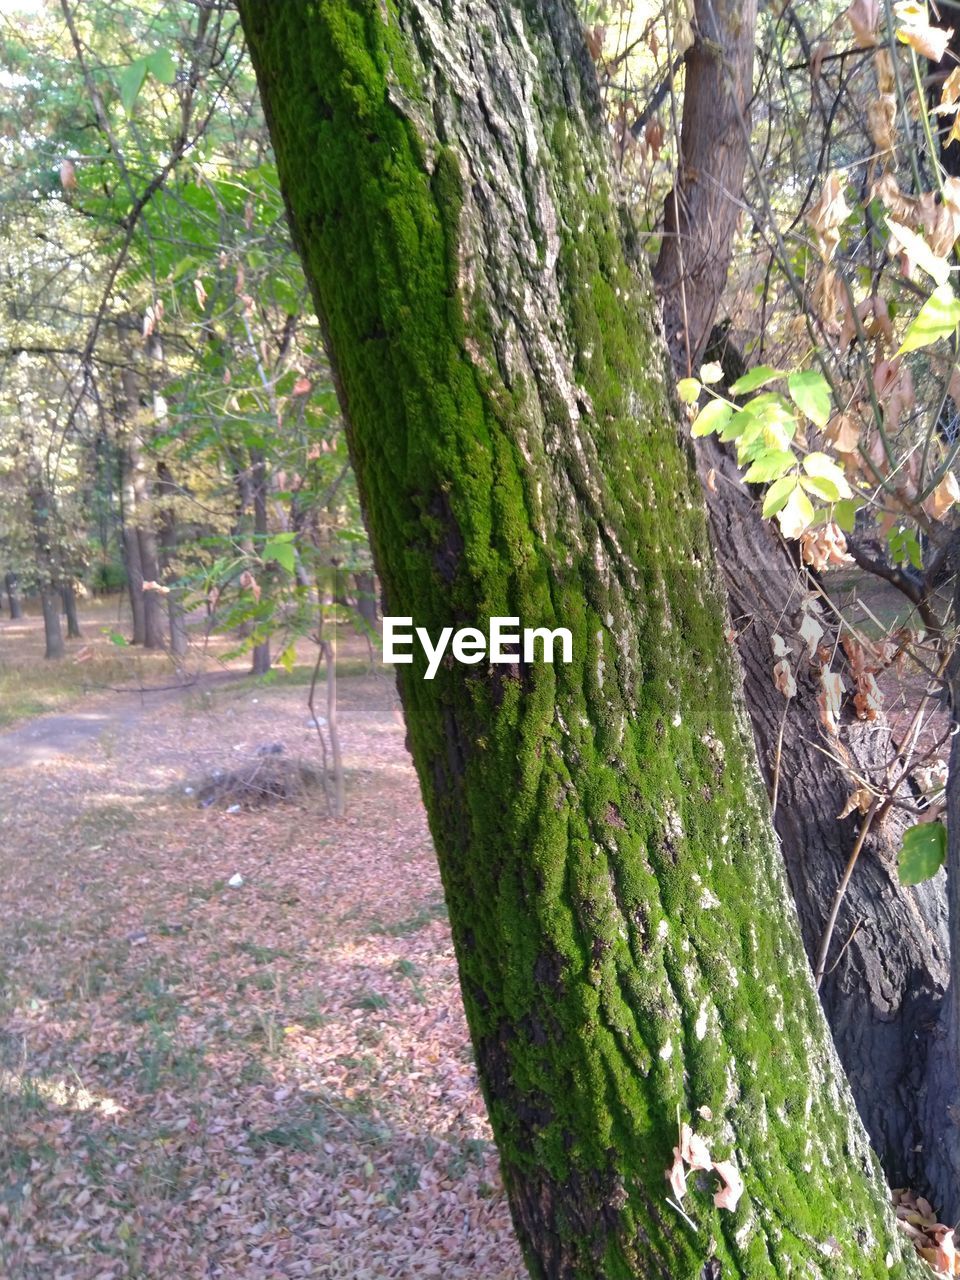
[0,602,525,1279]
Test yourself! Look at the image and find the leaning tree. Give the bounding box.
[238,0,931,1274]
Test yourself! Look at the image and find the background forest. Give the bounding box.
[4,0,960,1276]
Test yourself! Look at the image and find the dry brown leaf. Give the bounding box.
[818,669,845,735]
[854,672,883,721]
[773,658,797,699]
[811,40,832,79]
[799,610,825,659]
[808,173,851,260]
[712,1160,745,1211]
[924,470,960,520]
[868,93,897,152]
[194,277,208,309]
[679,1123,712,1172]
[876,47,896,93]
[848,0,880,46]
[800,524,855,572]
[825,412,861,454]
[896,5,953,62]
[666,1149,687,1202]
[59,157,77,191]
[838,787,874,818]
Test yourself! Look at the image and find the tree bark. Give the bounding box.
[250,446,271,676]
[61,583,82,639]
[653,0,757,375]
[157,463,188,658]
[5,573,22,620]
[239,1,923,1274]
[25,459,64,661]
[131,437,165,651]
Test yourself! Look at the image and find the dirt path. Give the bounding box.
[0,673,523,1279]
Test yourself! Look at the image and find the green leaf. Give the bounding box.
[719,409,753,442]
[834,498,862,532]
[729,365,784,395]
[264,536,296,574]
[788,370,831,428]
[108,629,129,647]
[802,451,852,498]
[691,398,733,438]
[743,450,796,484]
[898,821,947,886]
[762,475,799,517]
[778,485,815,538]
[278,643,297,673]
[800,475,840,503]
[677,377,701,404]
[117,57,148,114]
[898,284,960,354]
[145,49,176,85]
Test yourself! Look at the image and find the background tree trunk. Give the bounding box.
[130,431,164,651]
[240,1,922,1274]
[61,583,82,639]
[157,463,188,658]
[653,0,757,374]
[26,458,64,661]
[250,446,271,676]
[5,573,22,620]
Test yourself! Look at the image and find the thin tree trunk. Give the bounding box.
[5,573,22,620]
[157,463,188,658]
[240,2,922,1273]
[250,446,271,676]
[61,583,82,639]
[119,370,147,645]
[131,436,164,651]
[26,458,64,661]
[653,0,757,375]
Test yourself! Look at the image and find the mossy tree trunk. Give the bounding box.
[239,2,923,1274]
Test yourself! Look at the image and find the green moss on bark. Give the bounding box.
[238,1,922,1275]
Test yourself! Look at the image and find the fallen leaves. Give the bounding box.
[894,1187,960,1274]
[666,1121,745,1214]
[0,646,524,1280]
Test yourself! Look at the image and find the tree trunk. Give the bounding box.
[26,460,64,661]
[119,365,164,649]
[250,446,271,676]
[698,430,949,1191]
[5,573,22,620]
[353,570,379,634]
[239,2,922,1274]
[653,0,757,375]
[61,583,82,639]
[157,463,188,658]
[39,586,64,660]
[132,440,164,651]
[649,0,951,1197]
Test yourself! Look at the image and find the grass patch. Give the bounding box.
[370,899,448,937]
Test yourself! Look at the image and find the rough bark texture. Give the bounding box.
[240,1,923,1274]
[920,566,960,1220]
[653,0,757,374]
[131,437,165,651]
[699,432,950,1192]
